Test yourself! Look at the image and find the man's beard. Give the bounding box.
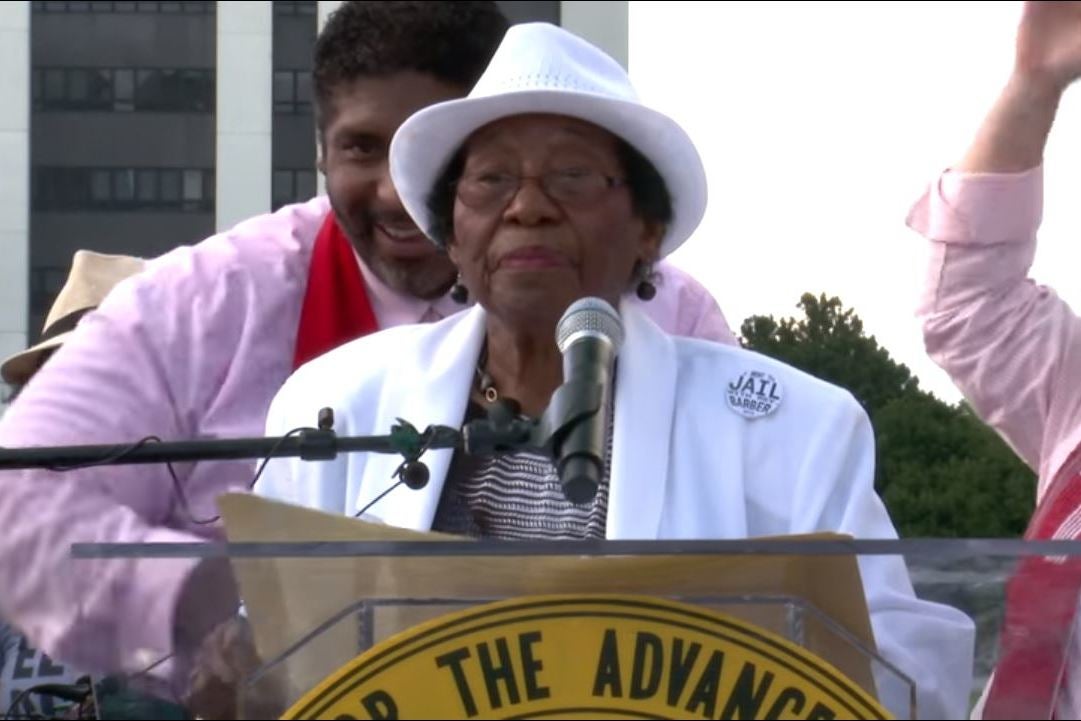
[349,212,456,301]
[367,251,455,300]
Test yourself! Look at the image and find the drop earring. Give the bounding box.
[449,274,469,304]
[635,262,657,301]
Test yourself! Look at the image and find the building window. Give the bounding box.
[136,168,157,202]
[28,266,75,325]
[160,169,180,203]
[33,167,215,212]
[273,70,312,115]
[272,168,317,210]
[31,67,214,113]
[113,69,134,112]
[274,1,316,16]
[43,69,64,104]
[135,68,214,112]
[90,169,111,202]
[34,1,214,12]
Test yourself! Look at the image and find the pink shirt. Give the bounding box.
[909,166,1081,718]
[908,166,1081,500]
[0,195,735,684]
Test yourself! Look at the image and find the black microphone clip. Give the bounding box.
[534,379,605,504]
[462,399,540,456]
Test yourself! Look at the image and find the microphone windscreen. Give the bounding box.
[555,297,624,353]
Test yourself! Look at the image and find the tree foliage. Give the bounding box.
[740,293,1035,537]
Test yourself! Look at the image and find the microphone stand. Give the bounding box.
[0,396,605,499]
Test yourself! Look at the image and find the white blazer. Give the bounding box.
[257,302,975,719]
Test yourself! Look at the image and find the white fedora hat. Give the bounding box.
[1,250,144,386]
[389,22,707,258]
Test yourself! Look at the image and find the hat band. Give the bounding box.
[38,307,94,344]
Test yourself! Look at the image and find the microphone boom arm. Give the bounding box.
[0,389,606,503]
[0,418,464,471]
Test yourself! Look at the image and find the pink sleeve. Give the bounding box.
[683,289,739,346]
[909,166,1081,494]
[640,260,739,345]
[0,259,215,684]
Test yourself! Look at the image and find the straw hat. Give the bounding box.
[389,22,708,257]
[1,250,145,386]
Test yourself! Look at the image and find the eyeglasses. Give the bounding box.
[455,168,626,211]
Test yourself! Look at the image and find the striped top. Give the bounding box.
[431,401,612,539]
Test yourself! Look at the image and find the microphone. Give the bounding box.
[550,297,623,504]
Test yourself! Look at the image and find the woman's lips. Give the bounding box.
[497,246,571,269]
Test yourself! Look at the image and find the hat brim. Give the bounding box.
[0,333,69,387]
[390,89,708,257]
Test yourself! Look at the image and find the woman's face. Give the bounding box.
[446,114,662,328]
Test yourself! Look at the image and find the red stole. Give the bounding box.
[983,446,1081,719]
[292,214,379,370]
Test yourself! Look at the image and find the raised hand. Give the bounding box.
[956,1,1081,172]
[1013,1,1081,93]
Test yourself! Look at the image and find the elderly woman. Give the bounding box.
[257,22,974,719]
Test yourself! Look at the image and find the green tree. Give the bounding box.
[740,293,1034,537]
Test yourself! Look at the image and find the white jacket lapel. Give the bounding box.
[354,307,486,530]
[606,302,677,539]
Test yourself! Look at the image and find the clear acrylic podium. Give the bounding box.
[67,493,1081,720]
[218,494,910,719]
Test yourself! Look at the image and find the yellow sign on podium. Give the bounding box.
[282,595,890,720]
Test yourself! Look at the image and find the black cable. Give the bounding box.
[248,427,314,491]
[42,428,314,526]
[27,426,320,700]
[127,649,173,681]
[43,436,165,473]
[353,480,404,519]
[0,693,44,720]
[351,421,453,519]
[350,420,454,520]
[166,426,313,525]
[0,691,41,721]
[1,422,433,719]
[58,651,185,721]
[2,679,90,721]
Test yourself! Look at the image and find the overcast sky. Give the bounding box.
[629,0,1081,402]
